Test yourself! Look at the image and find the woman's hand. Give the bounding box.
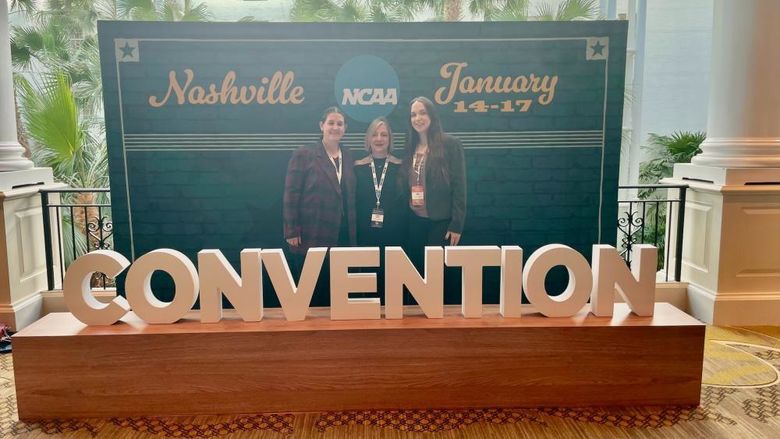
[445,231,461,246]
[286,236,301,247]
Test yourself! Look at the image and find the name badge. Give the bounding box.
[370,208,384,228]
[411,185,425,207]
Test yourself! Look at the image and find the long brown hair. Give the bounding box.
[400,97,449,186]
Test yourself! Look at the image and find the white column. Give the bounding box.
[0,1,57,330]
[691,0,780,168]
[626,0,647,185]
[668,0,780,325]
[0,0,34,171]
[0,183,59,330]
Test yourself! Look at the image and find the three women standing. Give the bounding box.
[284,98,466,299]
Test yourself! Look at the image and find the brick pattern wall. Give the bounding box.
[100,21,627,302]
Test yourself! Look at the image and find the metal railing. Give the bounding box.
[40,184,688,289]
[617,184,688,282]
[41,188,112,291]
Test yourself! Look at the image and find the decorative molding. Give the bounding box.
[735,269,780,278]
[0,292,42,331]
[687,283,780,326]
[694,138,780,168]
[682,200,713,274]
[686,283,717,325]
[0,168,53,193]
[15,206,45,281]
[672,164,780,187]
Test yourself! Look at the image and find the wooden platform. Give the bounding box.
[12,303,705,419]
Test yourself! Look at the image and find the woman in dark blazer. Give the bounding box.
[283,106,357,265]
[400,97,466,267]
[354,117,406,248]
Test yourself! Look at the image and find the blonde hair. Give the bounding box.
[364,117,393,153]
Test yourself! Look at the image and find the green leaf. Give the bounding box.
[638,130,705,197]
[10,0,36,13]
[291,0,340,22]
[555,0,597,21]
[493,0,530,21]
[17,73,95,184]
[180,1,214,22]
[536,0,597,21]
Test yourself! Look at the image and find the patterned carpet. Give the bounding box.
[2,325,780,438]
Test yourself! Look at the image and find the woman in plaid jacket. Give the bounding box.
[283,107,357,261]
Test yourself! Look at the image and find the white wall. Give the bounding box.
[625,0,713,183]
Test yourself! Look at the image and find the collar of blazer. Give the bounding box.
[354,154,402,166]
[315,141,344,193]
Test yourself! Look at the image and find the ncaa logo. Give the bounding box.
[334,55,400,123]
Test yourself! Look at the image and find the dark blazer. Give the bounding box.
[419,134,467,234]
[354,154,407,247]
[283,142,357,254]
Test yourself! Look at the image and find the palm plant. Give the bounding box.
[16,73,109,264]
[11,1,211,101]
[11,0,113,156]
[637,131,705,268]
[67,41,104,117]
[10,21,72,69]
[9,0,36,13]
[484,0,529,21]
[289,0,595,22]
[289,0,513,22]
[535,0,598,21]
[290,0,422,22]
[118,0,213,21]
[10,0,217,261]
[434,0,463,21]
[639,131,705,194]
[16,74,95,183]
[417,0,526,21]
[10,0,215,155]
[12,0,114,75]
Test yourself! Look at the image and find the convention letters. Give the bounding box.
[63,244,657,325]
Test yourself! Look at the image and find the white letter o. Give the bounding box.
[523,244,593,317]
[125,249,199,324]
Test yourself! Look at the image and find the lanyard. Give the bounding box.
[412,153,425,184]
[370,158,389,207]
[329,153,342,183]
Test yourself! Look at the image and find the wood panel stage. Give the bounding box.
[12,303,705,419]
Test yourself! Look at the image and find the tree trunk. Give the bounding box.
[72,191,110,287]
[14,95,31,159]
[73,191,100,250]
[443,0,462,21]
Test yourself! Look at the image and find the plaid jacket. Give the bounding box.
[283,142,357,254]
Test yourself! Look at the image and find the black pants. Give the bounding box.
[407,214,449,268]
[405,214,461,305]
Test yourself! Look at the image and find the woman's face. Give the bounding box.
[369,123,390,156]
[410,101,431,135]
[320,112,346,144]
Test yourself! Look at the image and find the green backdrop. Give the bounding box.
[98,21,627,305]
